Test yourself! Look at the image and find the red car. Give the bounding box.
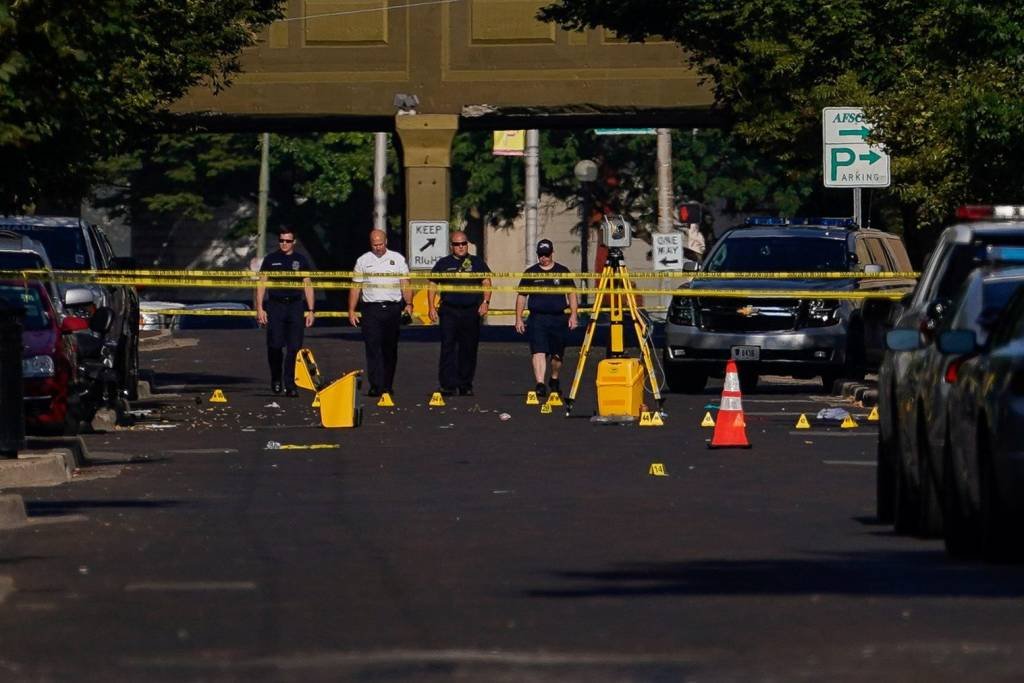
[0,280,88,434]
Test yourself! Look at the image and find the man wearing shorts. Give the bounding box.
[514,239,578,398]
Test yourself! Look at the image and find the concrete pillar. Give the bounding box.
[395,114,459,254]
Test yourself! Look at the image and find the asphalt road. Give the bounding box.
[1,327,1023,682]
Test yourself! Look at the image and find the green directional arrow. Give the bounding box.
[839,126,871,139]
[859,150,882,164]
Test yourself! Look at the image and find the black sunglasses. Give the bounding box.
[451,241,468,246]
[279,238,295,243]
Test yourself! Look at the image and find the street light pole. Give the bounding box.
[574,160,598,306]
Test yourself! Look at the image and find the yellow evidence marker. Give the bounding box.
[540,402,553,414]
[209,389,227,403]
[650,412,664,427]
[701,411,716,428]
[546,392,564,407]
[311,393,321,408]
[795,414,811,429]
[867,406,879,421]
[525,391,539,405]
[429,392,446,407]
[639,411,654,426]
[377,393,395,408]
[841,414,859,429]
[648,463,668,477]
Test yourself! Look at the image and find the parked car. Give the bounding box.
[877,205,1024,532]
[886,253,1024,540]
[171,303,259,331]
[0,216,140,401]
[938,283,1024,559]
[0,230,66,319]
[663,217,914,392]
[140,300,183,331]
[0,280,89,435]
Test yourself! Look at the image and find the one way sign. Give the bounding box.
[409,220,449,270]
[652,232,685,271]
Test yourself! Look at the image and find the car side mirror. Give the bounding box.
[937,329,978,354]
[59,316,90,333]
[63,287,95,307]
[864,264,883,274]
[89,306,115,335]
[682,259,699,272]
[110,256,136,270]
[886,329,922,351]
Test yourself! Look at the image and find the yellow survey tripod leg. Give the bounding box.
[565,247,663,415]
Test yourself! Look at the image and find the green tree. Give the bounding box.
[0,0,283,213]
[539,1,1024,243]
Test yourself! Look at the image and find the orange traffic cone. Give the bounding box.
[709,360,751,449]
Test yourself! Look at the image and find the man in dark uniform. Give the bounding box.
[255,228,314,397]
[427,230,492,396]
[514,239,578,398]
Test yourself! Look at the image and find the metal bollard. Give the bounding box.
[0,300,25,458]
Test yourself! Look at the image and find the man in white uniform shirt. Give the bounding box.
[348,229,413,396]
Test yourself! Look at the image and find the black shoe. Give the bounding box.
[367,387,382,398]
[458,386,474,396]
[439,387,456,397]
[548,378,561,395]
[271,381,283,394]
[535,382,548,399]
[285,388,299,398]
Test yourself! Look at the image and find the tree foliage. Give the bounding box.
[539,1,1024,232]
[0,0,283,213]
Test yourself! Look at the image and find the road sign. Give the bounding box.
[822,107,890,188]
[652,232,685,271]
[408,220,449,270]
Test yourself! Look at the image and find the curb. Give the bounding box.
[0,494,28,529]
[0,454,70,490]
[24,436,90,468]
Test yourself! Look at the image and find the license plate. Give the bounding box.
[731,345,760,361]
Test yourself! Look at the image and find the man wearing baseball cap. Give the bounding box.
[514,239,578,398]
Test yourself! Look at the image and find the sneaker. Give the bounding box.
[548,378,561,395]
[271,381,283,395]
[458,386,474,396]
[535,382,548,399]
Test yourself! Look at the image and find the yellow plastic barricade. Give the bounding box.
[318,370,363,428]
[294,348,324,392]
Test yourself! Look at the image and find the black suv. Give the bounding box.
[0,216,140,400]
[664,217,914,392]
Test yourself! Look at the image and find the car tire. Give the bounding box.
[942,440,979,559]
[977,427,1017,562]
[876,429,896,523]
[737,367,758,393]
[916,418,944,538]
[894,446,919,535]
[118,331,140,402]
[665,364,707,393]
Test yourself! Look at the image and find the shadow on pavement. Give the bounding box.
[527,553,1024,599]
[25,499,183,517]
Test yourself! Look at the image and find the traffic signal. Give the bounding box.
[677,201,702,225]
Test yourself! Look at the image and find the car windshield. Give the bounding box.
[705,236,849,273]
[2,225,88,269]
[0,284,49,331]
[0,253,46,271]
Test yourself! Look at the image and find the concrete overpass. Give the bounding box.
[174,0,714,243]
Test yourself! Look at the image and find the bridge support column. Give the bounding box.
[395,114,459,251]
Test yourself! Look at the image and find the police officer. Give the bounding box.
[427,231,492,396]
[514,239,578,398]
[255,228,314,397]
[348,229,412,397]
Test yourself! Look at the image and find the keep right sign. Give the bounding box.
[822,107,891,188]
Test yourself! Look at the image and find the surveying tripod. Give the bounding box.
[564,247,663,416]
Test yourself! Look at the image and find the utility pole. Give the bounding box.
[373,132,388,232]
[256,133,270,262]
[655,128,674,317]
[524,129,540,267]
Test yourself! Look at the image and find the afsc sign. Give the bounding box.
[822,107,891,188]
